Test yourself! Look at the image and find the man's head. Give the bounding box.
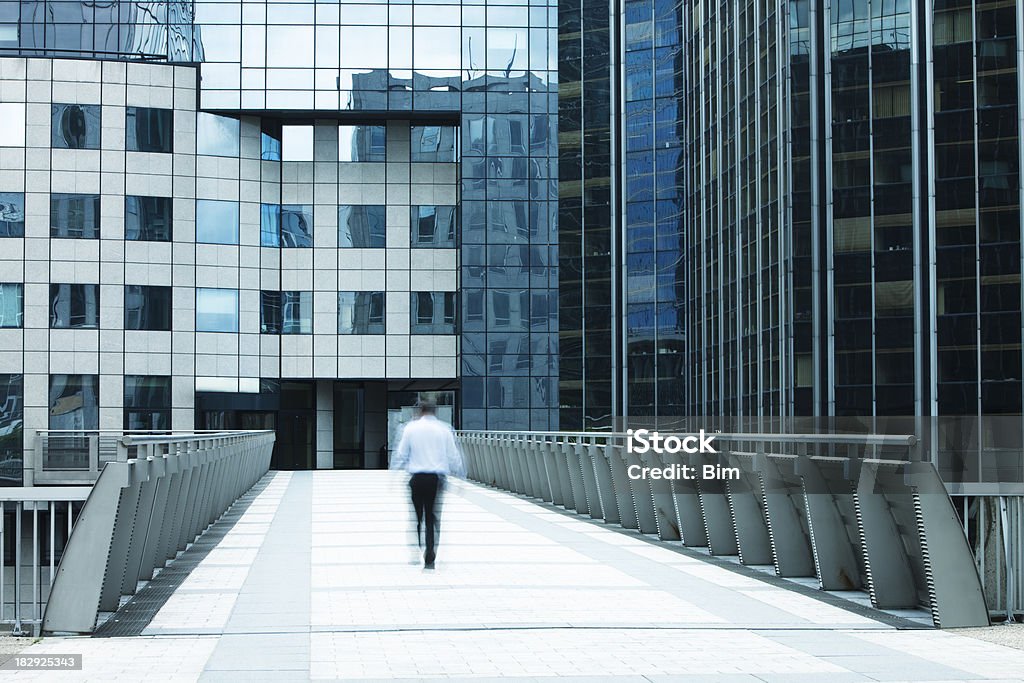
[417,398,437,417]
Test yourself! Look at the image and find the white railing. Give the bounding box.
[457,430,992,628]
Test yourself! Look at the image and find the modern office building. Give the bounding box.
[0,0,558,483]
[559,0,1024,488]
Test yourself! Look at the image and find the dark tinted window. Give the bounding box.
[124,375,171,430]
[124,285,172,331]
[51,103,101,149]
[50,284,99,328]
[125,196,172,241]
[281,205,313,247]
[411,291,457,333]
[261,291,313,334]
[0,192,24,237]
[339,205,386,248]
[411,205,457,247]
[338,291,385,334]
[126,107,173,153]
[411,124,457,162]
[49,374,99,430]
[0,373,23,484]
[50,193,100,238]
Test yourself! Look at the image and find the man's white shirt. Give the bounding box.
[392,415,465,477]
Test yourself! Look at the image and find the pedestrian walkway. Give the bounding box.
[7,470,1024,681]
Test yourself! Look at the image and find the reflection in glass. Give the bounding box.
[197,112,240,157]
[124,285,172,331]
[50,284,99,328]
[50,193,101,239]
[0,193,24,237]
[339,125,386,161]
[281,205,313,247]
[0,373,22,485]
[49,374,99,431]
[124,375,171,430]
[339,205,386,248]
[0,103,23,147]
[282,125,314,161]
[126,196,172,241]
[261,122,282,161]
[338,291,385,334]
[51,104,100,149]
[0,284,22,328]
[411,205,457,247]
[196,199,239,244]
[411,125,458,162]
[126,107,173,153]
[196,288,239,332]
[261,291,313,334]
[411,291,457,334]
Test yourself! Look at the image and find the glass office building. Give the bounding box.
[0,0,558,482]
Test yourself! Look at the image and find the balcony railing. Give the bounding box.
[457,430,994,628]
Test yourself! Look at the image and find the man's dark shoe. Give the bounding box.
[424,551,436,569]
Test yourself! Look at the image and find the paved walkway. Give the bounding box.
[7,470,1024,681]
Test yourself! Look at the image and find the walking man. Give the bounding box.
[391,399,464,569]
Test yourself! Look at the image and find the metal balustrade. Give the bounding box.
[33,430,274,635]
[33,430,254,485]
[457,430,991,628]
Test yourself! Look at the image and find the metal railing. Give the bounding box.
[33,430,251,485]
[0,487,90,634]
[1,430,273,635]
[457,430,992,628]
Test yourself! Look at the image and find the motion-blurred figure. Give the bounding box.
[391,399,464,569]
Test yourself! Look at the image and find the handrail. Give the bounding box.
[122,430,272,446]
[456,430,918,447]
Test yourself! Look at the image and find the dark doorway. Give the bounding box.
[274,382,315,470]
[333,384,364,468]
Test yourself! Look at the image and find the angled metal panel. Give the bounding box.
[905,461,989,627]
[607,446,638,529]
[97,468,142,612]
[696,454,738,555]
[563,441,589,514]
[576,442,603,519]
[42,463,130,633]
[589,443,619,524]
[855,461,918,609]
[797,456,863,590]
[541,441,565,506]
[647,452,681,540]
[622,449,657,534]
[669,466,706,546]
[755,454,815,577]
[726,454,773,565]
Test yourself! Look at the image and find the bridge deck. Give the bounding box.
[9,470,1024,681]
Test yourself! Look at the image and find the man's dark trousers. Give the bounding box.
[410,472,443,564]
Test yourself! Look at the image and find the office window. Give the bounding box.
[261,291,313,334]
[196,288,239,332]
[124,285,171,331]
[0,283,22,328]
[50,193,100,239]
[0,192,24,237]
[411,291,457,334]
[282,125,314,161]
[125,196,172,241]
[338,291,385,334]
[196,112,240,157]
[124,375,171,430]
[339,125,386,161]
[339,205,386,248]
[196,199,239,244]
[261,121,282,161]
[50,284,99,328]
[411,205,457,247]
[48,374,98,430]
[0,103,24,147]
[282,205,313,247]
[261,204,313,247]
[0,373,23,484]
[126,107,173,153]
[51,103,100,149]
[411,124,457,162]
